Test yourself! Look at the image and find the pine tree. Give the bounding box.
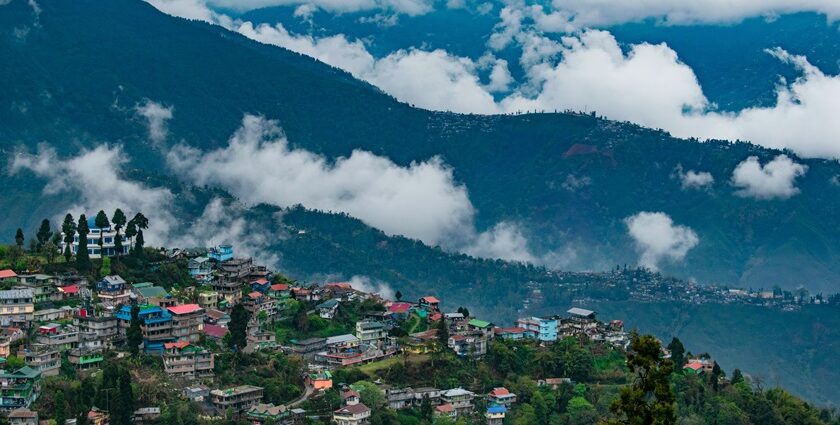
[395,290,402,301]
[129,213,149,257]
[14,228,24,248]
[126,301,143,356]
[76,214,91,271]
[114,368,134,425]
[55,387,67,425]
[94,210,110,257]
[62,214,77,263]
[437,317,450,349]
[667,337,686,369]
[36,219,52,250]
[228,304,250,350]
[112,209,127,258]
[606,333,676,425]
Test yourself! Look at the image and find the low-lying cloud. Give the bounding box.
[135,100,174,145]
[625,211,699,270]
[731,155,807,200]
[674,165,714,190]
[347,275,396,300]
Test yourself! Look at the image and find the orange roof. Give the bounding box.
[495,327,526,335]
[59,285,79,294]
[489,387,510,397]
[421,296,440,303]
[436,403,454,413]
[164,341,190,349]
[248,291,263,299]
[167,304,202,315]
[0,270,17,279]
[327,282,352,288]
[253,278,269,285]
[684,361,704,371]
[429,313,443,321]
[271,284,289,291]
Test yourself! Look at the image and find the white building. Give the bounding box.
[61,217,133,259]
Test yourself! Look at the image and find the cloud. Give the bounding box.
[625,211,699,270]
[146,0,434,17]
[561,174,591,191]
[135,100,174,145]
[9,144,177,245]
[464,222,536,264]
[674,165,714,190]
[731,155,807,200]
[347,275,395,300]
[167,114,476,246]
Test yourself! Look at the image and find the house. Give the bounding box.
[198,291,219,310]
[62,218,133,258]
[96,275,130,306]
[383,387,441,410]
[133,407,161,425]
[326,334,360,350]
[243,291,277,323]
[20,345,60,376]
[247,403,289,424]
[167,304,205,343]
[163,341,214,379]
[67,348,104,371]
[245,332,277,353]
[16,274,57,303]
[0,289,34,326]
[488,387,516,406]
[205,309,230,326]
[250,279,271,293]
[316,299,340,319]
[75,314,119,347]
[341,388,360,405]
[0,270,18,283]
[516,317,558,342]
[683,361,704,374]
[210,385,264,414]
[183,385,210,402]
[434,403,456,419]
[188,257,213,282]
[291,337,327,359]
[441,388,475,416]
[494,327,526,340]
[0,366,41,412]
[418,296,440,312]
[485,404,507,425]
[467,319,494,336]
[8,408,37,425]
[333,403,371,425]
[387,302,412,320]
[57,284,80,300]
[306,370,333,390]
[355,321,387,346]
[134,283,173,307]
[116,304,173,353]
[87,407,109,425]
[448,332,487,357]
[537,378,572,389]
[208,245,233,262]
[35,323,79,351]
[268,284,290,299]
[202,324,228,342]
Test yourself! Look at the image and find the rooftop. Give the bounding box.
[335,403,370,415]
[567,307,595,317]
[0,270,18,279]
[167,304,203,315]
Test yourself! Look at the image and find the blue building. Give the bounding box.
[515,316,558,342]
[208,245,233,262]
[116,304,174,353]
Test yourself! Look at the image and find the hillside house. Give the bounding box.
[67,348,104,371]
[116,304,173,353]
[441,388,475,416]
[205,309,230,326]
[167,304,205,343]
[163,341,214,379]
[0,270,18,284]
[418,296,440,312]
[187,257,213,282]
[198,291,219,309]
[7,408,38,425]
[494,327,526,340]
[317,299,340,319]
[448,332,487,357]
[16,274,57,303]
[488,387,516,406]
[355,321,387,346]
[62,218,132,258]
[96,275,130,306]
[333,403,371,425]
[516,316,558,342]
[0,366,41,412]
[210,385,263,414]
[0,289,34,326]
[208,245,233,262]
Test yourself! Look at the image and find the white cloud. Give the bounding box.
[135,100,174,145]
[167,114,476,246]
[731,155,807,200]
[625,211,699,270]
[347,275,395,300]
[464,222,536,264]
[675,165,714,190]
[561,174,590,191]
[146,0,434,17]
[9,145,177,245]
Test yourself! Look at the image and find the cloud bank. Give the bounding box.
[625,211,699,270]
[731,155,807,200]
[135,100,174,145]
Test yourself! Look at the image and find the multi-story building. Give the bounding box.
[19,346,60,377]
[515,316,558,342]
[0,366,41,413]
[67,348,105,371]
[61,218,133,258]
[485,405,507,425]
[210,385,263,414]
[133,283,173,307]
[162,341,214,380]
[0,289,34,326]
[441,388,475,416]
[8,407,38,425]
[75,313,120,347]
[333,403,371,425]
[487,387,516,407]
[448,332,487,357]
[208,245,233,262]
[15,275,57,303]
[243,292,276,323]
[198,292,219,310]
[96,276,130,307]
[167,304,205,343]
[35,323,79,351]
[116,304,173,353]
[355,321,387,346]
[187,257,213,282]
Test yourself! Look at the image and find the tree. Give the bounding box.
[14,228,24,248]
[94,210,110,257]
[436,317,449,349]
[420,394,433,422]
[605,333,676,425]
[55,387,67,425]
[228,304,250,350]
[395,290,403,301]
[667,337,685,369]
[113,368,135,425]
[126,301,143,356]
[76,214,91,271]
[36,219,52,250]
[62,214,77,262]
[100,256,112,277]
[731,368,744,384]
[710,361,723,391]
[112,209,127,258]
[130,213,149,257]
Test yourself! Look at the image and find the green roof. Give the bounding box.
[137,286,168,299]
[0,366,41,379]
[133,282,154,289]
[468,319,492,328]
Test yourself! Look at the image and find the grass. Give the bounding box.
[358,353,430,376]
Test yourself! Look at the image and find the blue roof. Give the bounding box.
[487,405,507,414]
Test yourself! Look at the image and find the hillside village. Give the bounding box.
[0,211,835,425]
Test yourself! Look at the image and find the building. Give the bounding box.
[485,404,507,425]
[35,323,79,351]
[0,289,34,326]
[488,387,516,407]
[494,327,526,340]
[306,371,333,390]
[355,321,387,346]
[96,275,130,307]
[448,332,487,357]
[561,308,598,336]
[516,317,558,342]
[62,218,133,258]
[133,407,161,424]
[467,319,494,336]
[16,274,57,303]
[0,270,18,284]
[20,346,60,377]
[418,296,440,312]
[167,304,205,343]
[316,299,339,319]
[210,385,264,414]
[441,388,474,416]
[188,257,213,282]
[434,404,456,419]
[116,304,173,353]
[0,366,41,412]
[75,314,119,347]
[198,292,219,310]
[163,341,214,379]
[133,283,173,307]
[208,245,234,262]
[7,408,38,425]
[67,348,105,371]
[243,292,276,323]
[333,403,371,425]
[247,403,289,424]
[205,309,230,326]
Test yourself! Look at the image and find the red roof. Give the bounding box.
[248,291,263,299]
[271,284,289,291]
[494,327,526,335]
[388,302,412,313]
[60,285,79,294]
[489,387,510,397]
[327,282,352,288]
[429,313,442,321]
[203,324,228,339]
[335,403,370,415]
[167,304,203,315]
[341,389,360,399]
[420,296,440,304]
[684,361,704,371]
[435,403,454,413]
[0,270,17,279]
[164,341,190,349]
